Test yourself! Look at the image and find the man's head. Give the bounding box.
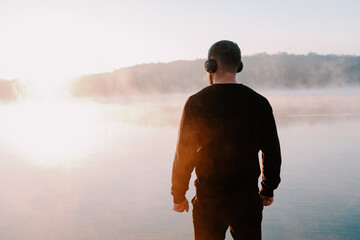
[204,40,243,74]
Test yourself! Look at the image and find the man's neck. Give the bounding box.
[213,72,237,84]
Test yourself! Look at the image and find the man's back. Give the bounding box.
[172,83,280,200]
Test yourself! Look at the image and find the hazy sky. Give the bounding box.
[0,0,359,82]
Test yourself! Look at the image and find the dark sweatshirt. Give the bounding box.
[171,84,281,204]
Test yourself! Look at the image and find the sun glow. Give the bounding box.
[1,99,104,167]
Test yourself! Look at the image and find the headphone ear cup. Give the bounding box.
[205,59,217,73]
[237,61,243,73]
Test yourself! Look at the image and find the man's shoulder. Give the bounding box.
[188,84,268,102]
[189,85,212,99]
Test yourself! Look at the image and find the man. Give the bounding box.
[171,40,281,240]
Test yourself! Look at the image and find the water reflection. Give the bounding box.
[0,99,104,167]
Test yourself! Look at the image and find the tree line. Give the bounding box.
[69,53,360,97]
[1,53,359,100]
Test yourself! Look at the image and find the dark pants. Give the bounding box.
[192,191,263,240]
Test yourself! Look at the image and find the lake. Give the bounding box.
[0,88,359,239]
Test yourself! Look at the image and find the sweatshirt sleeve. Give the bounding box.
[171,98,196,204]
[260,100,282,198]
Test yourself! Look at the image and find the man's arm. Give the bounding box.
[260,101,282,199]
[171,98,196,206]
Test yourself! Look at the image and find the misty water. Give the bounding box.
[0,88,360,240]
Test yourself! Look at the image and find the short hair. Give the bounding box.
[211,40,241,73]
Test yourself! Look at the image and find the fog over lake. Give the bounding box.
[0,88,359,240]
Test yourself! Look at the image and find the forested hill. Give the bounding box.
[1,53,360,101]
[242,53,360,88]
[69,53,360,97]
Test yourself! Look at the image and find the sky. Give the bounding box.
[0,0,359,84]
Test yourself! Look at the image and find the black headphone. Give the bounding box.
[204,41,243,73]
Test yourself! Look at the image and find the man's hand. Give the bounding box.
[173,198,189,213]
[260,193,274,206]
